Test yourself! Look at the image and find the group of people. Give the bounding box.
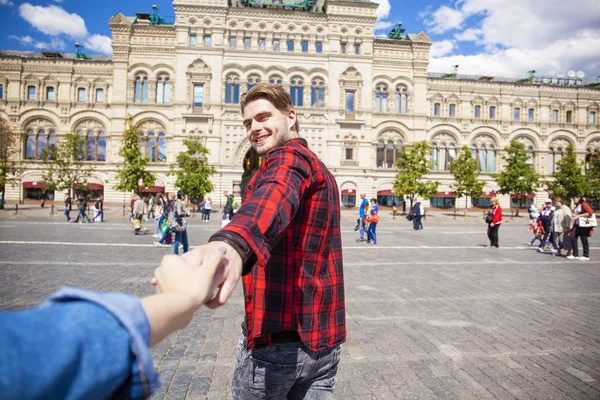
[528,195,595,260]
[356,193,379,244]
[64,193,104,223]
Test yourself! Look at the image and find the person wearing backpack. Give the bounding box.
[536,199,554,253]
[569,194,595,261]
[64,193,72,222]
[366,198,379,245]
[93,195,104,223]
[487,197,502,248]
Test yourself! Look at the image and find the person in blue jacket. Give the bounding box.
[0,247,228,400]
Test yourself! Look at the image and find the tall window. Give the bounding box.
[139,131,167,162]
[225,76,240,104]
[528,108,534,121]
[258,39,266,50]
[375,85,387,113]
[247,76,260,91]
[345,148,353,160]
[290,79,303,107]
[377,139,402,168]
[229,37,237,48]
[46,87,55,101]
[552,109,558,122]
[449,104,456,117]
[548,147,564,173]
[489,106,496,119]
[430,142,457,171]
[340,42,347,54]
[189,34,197,46]
[566,110,573,123]
[193,84,203,109]
[273,40,280,51]
[77,88,86,103]
[345,91,355,116]
[25,128,57,160]
[301,41,308,53]
[513,107,520,121]
[590,111,597,124]
[526,145,534,168]
[315,42,323,53]
[156,76,171,104]
[0,84,3,99]
[354,44,360,55]
[287,40,294,52]
[95,88,104,103]
[81,130,107,162]
[134,75,148,103]
[474,105,481,119]
[27,85,36,100]
[395,87,407,114]
[311,79,324,108]
[434,103,440,116]
[204,35,212,47]
[244,38,251,49]
[471,144,496,173]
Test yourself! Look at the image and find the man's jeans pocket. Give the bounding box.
[249,354,302,399]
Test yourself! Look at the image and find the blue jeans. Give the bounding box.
[367,223,377,244]
[93,210,104,222]
[358,215,366,240]
[64,208,70,221]
[413,214,422,230]
[74,210,91,223]
[174,229,188,254]
[231,332,341,399]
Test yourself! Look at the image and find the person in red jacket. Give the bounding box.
[487,197,503,248]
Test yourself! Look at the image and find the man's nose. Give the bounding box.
[250,119,262,132]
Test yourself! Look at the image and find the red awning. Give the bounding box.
[434,192,456,197]
[22,181,47,188]
[480,191,497,198]
[512,193,536,198]
[74,183,104,190]
[377,189,394,196]
[139,185,165,193]
[341,189,356,195]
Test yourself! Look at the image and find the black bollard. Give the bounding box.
[15,204,18,215]
[50,204,54,215]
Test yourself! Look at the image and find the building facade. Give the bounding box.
[1,0,599,209]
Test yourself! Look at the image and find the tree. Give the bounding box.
[493,140,539,216]
[545,144,589,199]
[587,149,600,200]
[0,118,23,208]
[41,132,96,197]
[393,140,440,209]
[450,146,485,213]
[114,116,155,193]
[169,139,216,203]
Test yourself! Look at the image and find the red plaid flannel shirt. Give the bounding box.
[212,138,346,352]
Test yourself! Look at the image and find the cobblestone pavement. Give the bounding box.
[1,216,599,399]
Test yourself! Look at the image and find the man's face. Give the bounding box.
[360,194,365,199]
[243,98,296,156]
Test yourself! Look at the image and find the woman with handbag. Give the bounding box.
[569,194,595,261]
[487,197,502,248]
[366,198,379,245]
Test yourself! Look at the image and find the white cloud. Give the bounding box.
[423,6,466,34]
[9,34,66,51]
[430,40,456,58]
[454,28,483,42]
[0,0,14,6]
[84,35,113,55]
[374,20,397,31]
[18,3,88,39]
[52,0,64,3]
[372,0,391,20]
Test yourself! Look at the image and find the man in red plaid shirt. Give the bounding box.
[193,84,346,398]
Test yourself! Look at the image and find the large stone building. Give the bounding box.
[1,0,599,209]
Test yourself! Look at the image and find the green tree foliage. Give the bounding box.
[0,118,23,207]
[169,139,216,201]
[41,132,96,196]
[450,146,485,212]
[393,140,440,209]
[493,140,539,214]
[114,116,155,193]
[546,144,589,199]
[587,149,600,200]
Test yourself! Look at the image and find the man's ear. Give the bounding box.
[287,109,297,131]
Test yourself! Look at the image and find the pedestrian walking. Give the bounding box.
[132,194,147,234]
[569,194,595,261]
[356,193,369,242]
[172,191,189,254]
[366,198,379,245]
[536,199,554,253]
[147,196,155,219]
[528,202,538,220]
[203,197,212,222]
[74,193,91,223]
[93,195,104,222]
[40,190,46,208]
[410,201,423,230]
[64,193,72,222]
[550,198,571,256]
[487,197,502,248]
[154,193,165,237]
[392,201,397,219]
[179,84,345,398]
[222,191,235,221]
[154,192,176,246]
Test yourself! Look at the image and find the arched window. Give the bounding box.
[430,139,457,171]
[269,76,282,86]
[25,126,57,160]
[147,132,157,162]
[395,86,407,114]
[36,129,47,159]
[374,85,387,113]
[138,130,167,162]
[311,79,325,108]
[98,132,106,161]
[247,76,261,91]
[471,143,496,173]
[158,132,167,162]
[376,137,402,168]
[156,75,171,104]
[548,147,564,174]
[527,145,535,168]
[86,132,96,161]
[290,78,303,107]
[74,121,107,162]
[225,75,240,104]
[134,74,148,103]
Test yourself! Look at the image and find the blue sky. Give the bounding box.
[1,0,599,80]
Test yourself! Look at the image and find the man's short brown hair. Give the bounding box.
[240,84,299,133]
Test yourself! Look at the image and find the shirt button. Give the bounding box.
[247,185,252,190]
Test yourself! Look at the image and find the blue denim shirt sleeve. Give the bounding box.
[0,287,161,400]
